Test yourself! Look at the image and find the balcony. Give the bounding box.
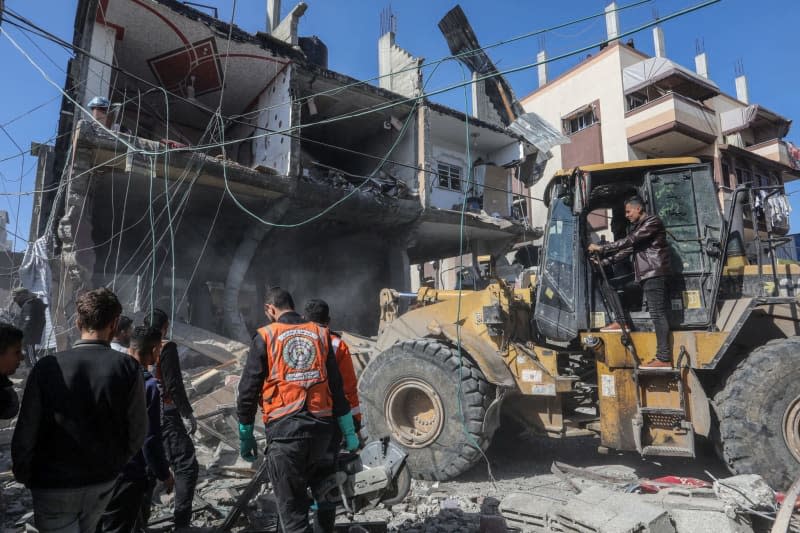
[625,93,717,156]
[746,139,800,171]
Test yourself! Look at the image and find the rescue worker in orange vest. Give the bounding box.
[237,288,358,533]
[303,299,361,429]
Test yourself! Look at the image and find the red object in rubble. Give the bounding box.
[775,492,800,510]
[638,476,712,494]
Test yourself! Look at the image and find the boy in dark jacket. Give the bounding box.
[145,309,198,530]
[99,326,174,532]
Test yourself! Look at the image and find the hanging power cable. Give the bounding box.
[0,0,715,162]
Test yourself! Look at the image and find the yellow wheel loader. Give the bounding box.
[358,158,800,488]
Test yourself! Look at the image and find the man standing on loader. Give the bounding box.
[588,196,673,368]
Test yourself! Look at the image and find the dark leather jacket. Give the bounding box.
[601,213,671,282]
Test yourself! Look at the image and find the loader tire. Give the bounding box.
[358,340,493,481]
[714,336,800,490]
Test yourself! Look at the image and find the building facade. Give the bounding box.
[30,0,553,346]
[521,4,799,237]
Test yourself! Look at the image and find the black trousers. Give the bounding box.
[265,432,336,533]
[642,276,671,360]
[97,477,149,532]
[24,344,37,368]
[162,409,199,527]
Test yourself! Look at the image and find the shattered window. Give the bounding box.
[437,162,462,191]
[563,109,597,135]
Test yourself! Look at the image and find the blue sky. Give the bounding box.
[0,0,798,251]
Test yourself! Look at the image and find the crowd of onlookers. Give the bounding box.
[3,287,200,532]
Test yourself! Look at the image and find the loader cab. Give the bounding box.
[534,159,724,342]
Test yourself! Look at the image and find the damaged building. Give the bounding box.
[27,0,562,347]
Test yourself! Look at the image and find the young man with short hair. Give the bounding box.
[145,309,198,531]
[588,196,673,368]
[99,326,174,532]
[303,298,362,531]
[303,299,361,428]
[12,288,146,533]
[110,315,133,353]
[238,288,357,533]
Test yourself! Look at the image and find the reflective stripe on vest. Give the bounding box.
[258,322,333,423]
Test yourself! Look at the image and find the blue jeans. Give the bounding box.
[31,480,116,533]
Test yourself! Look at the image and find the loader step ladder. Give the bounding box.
[632,347,695,458]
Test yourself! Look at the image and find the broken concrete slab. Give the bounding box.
[668,509,753,533]
[553,486,674,533]
[713,474,777,513]
[168,321,249,364]
[191,368,224,396]
[499,482,758,533]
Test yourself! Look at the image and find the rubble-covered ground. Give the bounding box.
[2,354,798,532]
[3,421,793,532]
[347,430,740,532]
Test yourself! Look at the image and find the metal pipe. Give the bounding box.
[725,188,747,264]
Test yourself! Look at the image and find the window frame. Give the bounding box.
[436,161,464,192]
[562,108,598,136]
[626,92,648,111]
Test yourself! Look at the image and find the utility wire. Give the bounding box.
[1,0,664,161]
[1,1,719,229]
[0,0,716,225]
[109,0,722,157]
[454,61,496,485]
[0,1,651,129]
[232,0,653,120]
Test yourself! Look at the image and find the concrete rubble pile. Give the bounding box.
[2,331,800,532]
[344,466,800,533]
[302,162,412,200]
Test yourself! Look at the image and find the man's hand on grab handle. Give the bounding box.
[337,413,360,452]
[587,243,603,254]
[588,243,603,265]
[238,423,258,462]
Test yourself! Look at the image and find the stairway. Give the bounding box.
[632,351,695,458]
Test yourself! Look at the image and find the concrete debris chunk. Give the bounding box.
[553,486,675,533]
[713,474,777,513]
[667,509,754,533]
[191,368,223,395]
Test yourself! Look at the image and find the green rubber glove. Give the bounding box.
[238,423,258,462]
[337,413,360,452]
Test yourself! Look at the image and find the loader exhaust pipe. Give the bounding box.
[725,190,748,268]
